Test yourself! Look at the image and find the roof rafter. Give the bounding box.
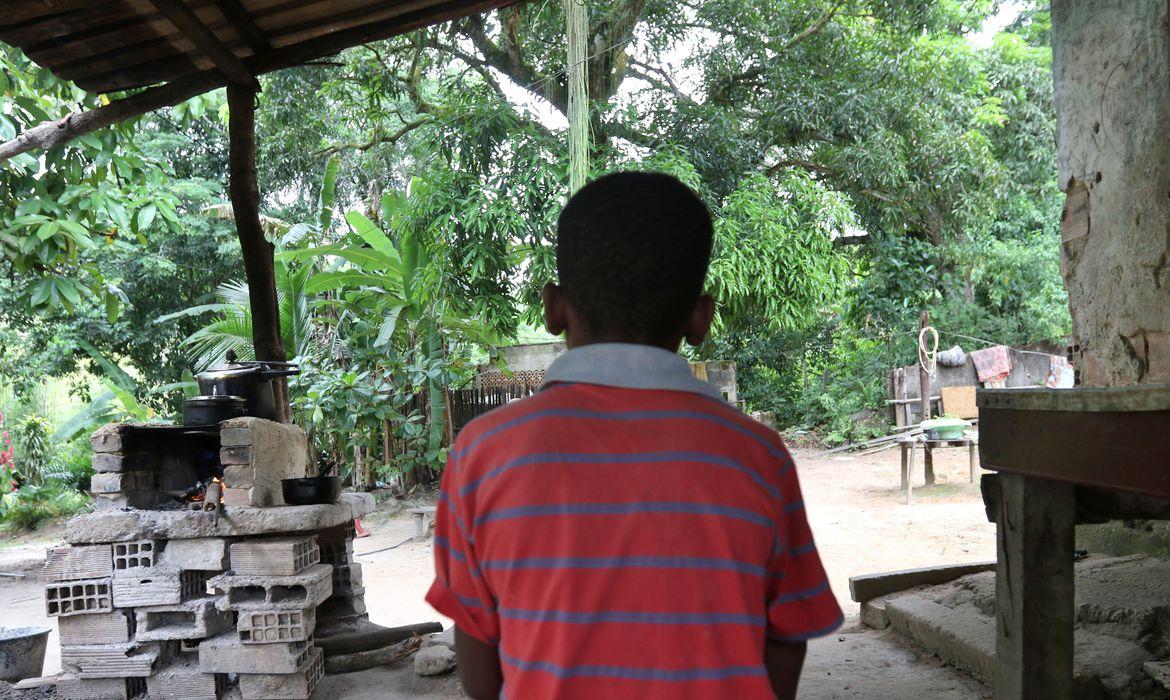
[211,0,271,54]
[147,0,259,89]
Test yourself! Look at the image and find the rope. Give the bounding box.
[918,325,938,375]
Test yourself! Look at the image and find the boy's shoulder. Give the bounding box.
[453,382,789,462]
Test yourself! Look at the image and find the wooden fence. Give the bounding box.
[450,384,539,434]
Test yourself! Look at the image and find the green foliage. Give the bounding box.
[0,483,89,531]
[16,415,50,486]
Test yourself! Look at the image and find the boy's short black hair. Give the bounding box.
[556,172,713,341]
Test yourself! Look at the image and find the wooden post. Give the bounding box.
[919,310,935,485]
[227,83,290,422]
[564,0,589,193]
[994,473,1075,699]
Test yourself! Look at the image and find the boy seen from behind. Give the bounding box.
[427,172,843,699]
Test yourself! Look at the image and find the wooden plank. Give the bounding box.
[941,385,979,419]
[977,384,1170,413]
[993,474,1075,699]
[212,0,271,53]
[149,0,257,87]
[979,406,1170,498]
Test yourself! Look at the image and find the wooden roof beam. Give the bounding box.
[211,0,270,54]
[147,0,258,89]
[0,0,517,163]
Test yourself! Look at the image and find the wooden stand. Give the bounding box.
[978,385,1170,699]
[899,436,978,505]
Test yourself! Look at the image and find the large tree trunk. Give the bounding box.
[227,83,291,422]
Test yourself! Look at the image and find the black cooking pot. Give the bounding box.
[195,353,299,421]
[282,476,342,505]
[183,395,248,427]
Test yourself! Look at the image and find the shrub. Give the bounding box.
[17,414,50,485]
[0,483,89,531]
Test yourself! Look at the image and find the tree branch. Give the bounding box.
[459,14,568,113]
[314,116,435,158]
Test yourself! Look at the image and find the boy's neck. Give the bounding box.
[566,333,682,354]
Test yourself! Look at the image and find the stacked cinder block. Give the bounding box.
[47,419,376,699]
[203,535,329,699]
[316,522,368,632]
[45,537,230,700]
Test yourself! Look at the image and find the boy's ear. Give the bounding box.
[542,282,568,336]
[683,294,716,347]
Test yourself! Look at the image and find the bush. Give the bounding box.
[0,483,89,531]
[17,414,50,485]
[41,436,94,491]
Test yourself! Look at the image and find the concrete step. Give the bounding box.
[885,593,1160,698]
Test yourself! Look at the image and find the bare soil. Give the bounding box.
[0,445,996,697]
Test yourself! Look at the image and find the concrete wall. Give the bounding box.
[1054,0,1170,386]
[1053,0,1170,555]
[496,342,567,373]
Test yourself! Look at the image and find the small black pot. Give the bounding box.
[282,476,342,505]
[183,395,248,427]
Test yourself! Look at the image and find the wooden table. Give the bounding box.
[978,385,1170,699]
[898,435,977,505]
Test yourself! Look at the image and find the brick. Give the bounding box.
[136,599,231,642]
[91,471,157,494]
[222,486,275,507]
[57,611,134,646]
[112,540,158,572]
[198,632,311,674]
[238,646,323,700]
[57,675,145,700]
[230,536,319,576]
[222,464,255,488]
[331,562,363,598]
[159,538,229,571]
[318,540,354,569]
[316,524,353,548]
[90,424,128,453]
[146,656,226,699]
[46,578,113,617]
[91,451,160,473]
[94,492,159,511]
[211,563,331,611]
[43,545,113,582]
[61,643,162,678]
[220,445,252,465]
[237,608,315,644]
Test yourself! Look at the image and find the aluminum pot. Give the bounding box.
[195,356,298,421]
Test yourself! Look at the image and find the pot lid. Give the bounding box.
[195,363,266,381]
[185,394,247,404]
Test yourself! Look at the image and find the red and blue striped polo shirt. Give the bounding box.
[427,343,842,698]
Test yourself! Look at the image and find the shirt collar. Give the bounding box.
[540,342,725,401]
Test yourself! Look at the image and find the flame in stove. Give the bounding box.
[181,477,226,505]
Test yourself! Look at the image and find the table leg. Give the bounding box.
[924,446,935,485]
[906,442,916,505]
[969,443,976,483]
[994,474,1075,699]
[900,444,909,492]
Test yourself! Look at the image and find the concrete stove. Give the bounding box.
[46,418,374,699]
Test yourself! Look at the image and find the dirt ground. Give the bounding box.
[0,445,995,698]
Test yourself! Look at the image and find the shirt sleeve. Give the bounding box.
[424,452,500,645]
[765,450,844,642]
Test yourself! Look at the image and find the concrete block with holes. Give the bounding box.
[46,578,113,617]
[135,599,231,642]
[236,607,315,644]
[238,645,324,700]
[230,536,319,576]
[111,540,158,573]
[158,538,229,572]
[43,545,112,582]
[57,611,134,646]
[210,563,331,611]
[198,632,312,674]
[145,654,225,700]
[61,642,164,678]
[57,674,146,700]
[112,571,208,608]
